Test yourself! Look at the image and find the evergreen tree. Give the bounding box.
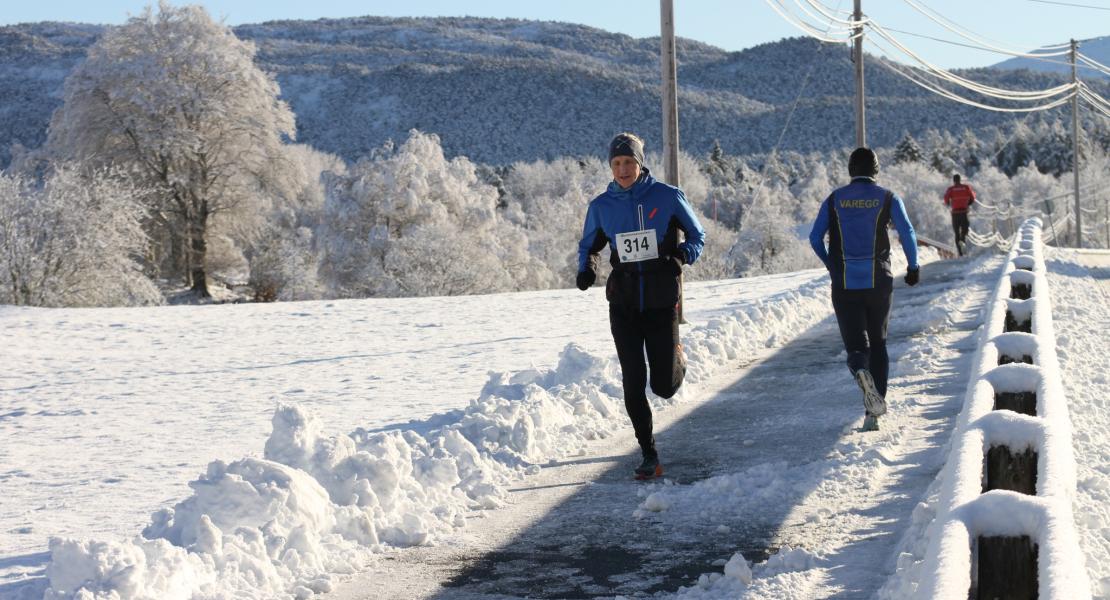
[893,132,925,164]
[995,122,1033,176]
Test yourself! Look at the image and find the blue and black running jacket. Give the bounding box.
[809,176,919,290]
[578,169,706,311]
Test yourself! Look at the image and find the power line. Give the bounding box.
[877,25,1095,73]
[765,0,1110,127]
[867,38,1078,113]
[1027,0,1110,10]
[797,0,856,25]
[764,0,859,43]
[770,0,1084,105]
[850,21,1110,78]
[902,0,1073,59]
[1078,52,1110,77]
[868,21,1076,101]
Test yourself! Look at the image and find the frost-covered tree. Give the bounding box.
[1027,120,1073,176]
[320,130,538,298]
[879,161,951,247]
[249,226,322,301]
[1011,162,1068,242]
[700,141,748,227]
[790,161,836,224]
[246,144,342,301]
[956,127,983,176]
[1076,148,1110,248]
[0,168,160,307]
[733,184,817,277]
[689,218,739,281]
[46,1,295,297]
[500,157,604,288]
[893,132,925,165]
[994,121,1034,176]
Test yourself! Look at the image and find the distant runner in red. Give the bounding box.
[943,174,976,256]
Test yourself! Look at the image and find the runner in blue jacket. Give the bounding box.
[576,132,706,479]
[809,147,920,431]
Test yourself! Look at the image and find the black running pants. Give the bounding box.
[831,286,892,397]
[609,305,685,456]
[952,212,970,255]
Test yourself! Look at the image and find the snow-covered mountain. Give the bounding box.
[0,17,1106,167]
[993,35,1110,79]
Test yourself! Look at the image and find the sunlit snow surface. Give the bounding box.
[2,248,1107,599]
[1,269,820,595]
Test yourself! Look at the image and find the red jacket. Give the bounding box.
[944,184,976,213]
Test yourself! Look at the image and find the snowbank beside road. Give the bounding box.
[33,272,841,598]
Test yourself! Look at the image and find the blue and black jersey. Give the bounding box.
[809,176,918,290]
[577,169,705,310]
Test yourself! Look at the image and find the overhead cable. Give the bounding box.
[797,0,859,26]
[901,0,1073,59]
[1078,83,1110,119]
[1078,83,1110,109]
[873,25,1110,78]
[867,38,1078,113]
[764,0,860,43]
[749,0,850,211]
[1077,53,1110,77]
[868,21,1077,101]
[1027,0,1110,11]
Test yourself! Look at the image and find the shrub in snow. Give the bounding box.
[319,130,547,298]
[243,144,341,301]
[499,156,607,288]
[248,226,323,302]
[732,182,820,278]
[0,168,161,307]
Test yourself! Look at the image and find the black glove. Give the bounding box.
[576,269,596,291]
[904,266,920,286]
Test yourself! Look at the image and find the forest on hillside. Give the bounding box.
[2,6,1108,307]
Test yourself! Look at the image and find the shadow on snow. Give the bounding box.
[430,258,989,599]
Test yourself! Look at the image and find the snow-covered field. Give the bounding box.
[2,246,1108,599]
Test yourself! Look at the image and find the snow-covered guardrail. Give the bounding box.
[920,218,1090,599]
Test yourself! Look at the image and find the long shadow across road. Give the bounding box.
[408,259,993,599]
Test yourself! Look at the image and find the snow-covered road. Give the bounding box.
[324,257,999,599]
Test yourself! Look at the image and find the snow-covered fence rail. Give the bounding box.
[967,203,1075,251]
[915,233,956,258]
[920,218,1090,599]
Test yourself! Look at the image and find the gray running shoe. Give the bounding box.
[862,413,880,432]
[854,369,887,416]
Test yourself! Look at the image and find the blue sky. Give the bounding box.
[2,0,1108,69]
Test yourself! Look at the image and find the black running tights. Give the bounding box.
[609,305,685,456]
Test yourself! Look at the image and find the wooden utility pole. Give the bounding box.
[1071,38,1082,248]
[853,0,866,148]
[660,0,680,186]
[660,0,688,324]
